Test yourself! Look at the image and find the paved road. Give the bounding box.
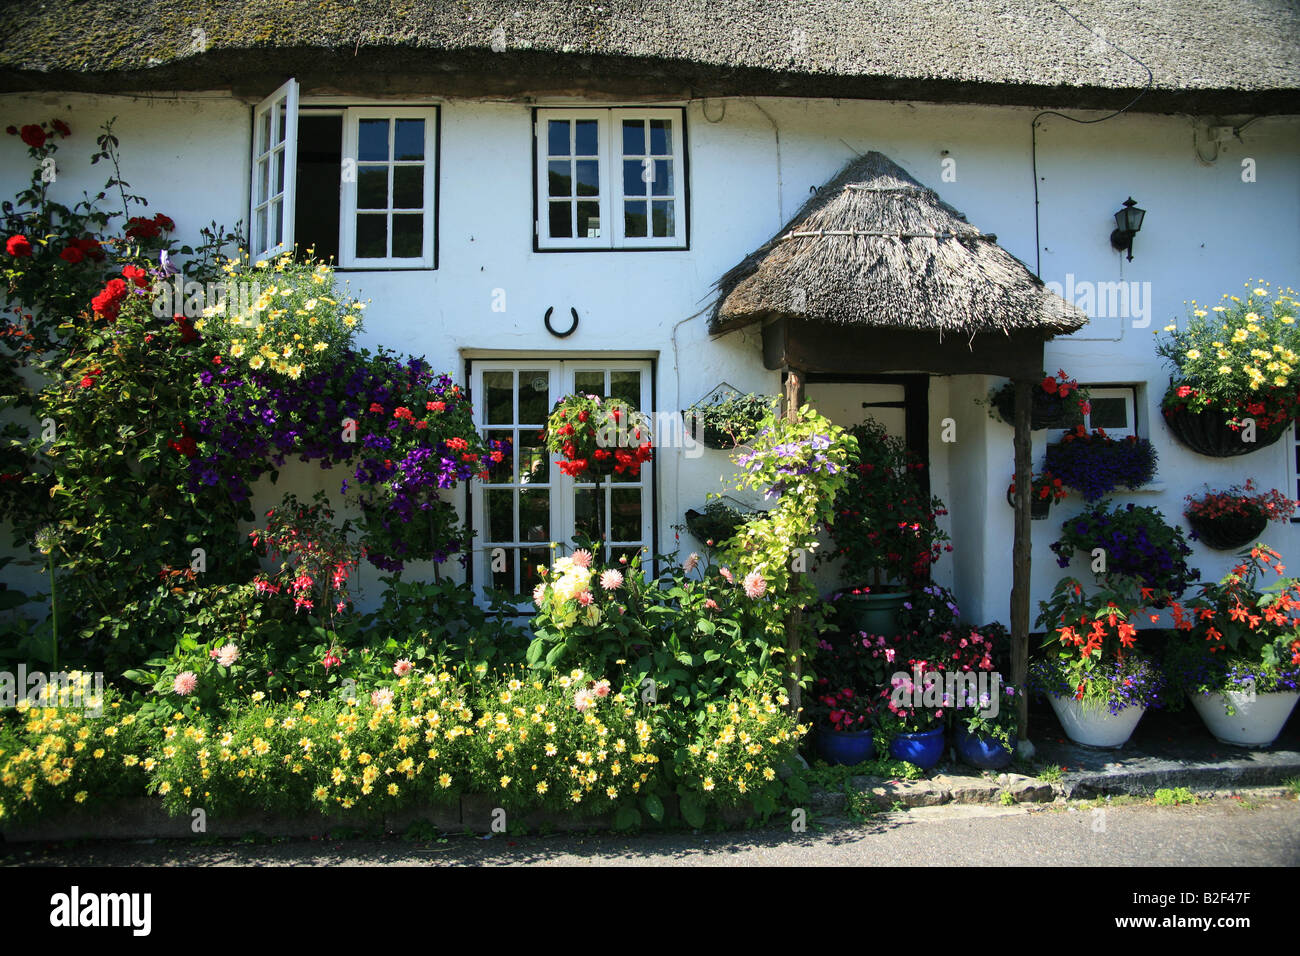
[4,798,1298,866]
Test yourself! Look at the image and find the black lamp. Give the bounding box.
[1109,197,1145,261]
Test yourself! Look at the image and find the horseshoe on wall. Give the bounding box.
[544,306,579,338]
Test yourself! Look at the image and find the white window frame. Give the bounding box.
[469,359,655,603]
[535,107,686,250]
[248,82,438,268]
[339,107,437,269]
[249,78,299,261]
[1079,385,1139,439]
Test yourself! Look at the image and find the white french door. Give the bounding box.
[469,359,654,600]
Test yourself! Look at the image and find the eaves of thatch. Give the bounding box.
[711,151,1087,339]
[0,1,1297,115]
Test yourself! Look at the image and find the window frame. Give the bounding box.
[466,357,657,605]
[532,106,689,252]
[1078,385,1140,439]
[249,78,300,262]
[248,83,440,269]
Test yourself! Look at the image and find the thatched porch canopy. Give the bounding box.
[711,151,1087,378]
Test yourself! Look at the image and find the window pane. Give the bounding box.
[485,488,515,542]
[547,120,570,157]
[358,119,390,161]
[273,199,283,245]
[548,202,572,238]
[275,148,286,193]
[650,159,671,196]
[574,487,600,541]
[548,160,572,198]
[355,214,387,258]
[257,158,269,203]
[520,438,549,484]
[622,119,645,156]
[624,200,647,238]
[1090,396,1129,430]
[483,370,514,425]
[392,214,422,258]
[394,119,425,160]
[575,159,600,197]
[517,369,550,424]
[574,119,598,155]
[259,111,271,154]
[652,200,674,238]
[577,201,600,239]
[609,370,641,409]
[255,207,267,252]
[611,488,641,541]
[574,370,604,395]
[393,166,423,209]
[623,159,647,197]
[649,118,672,154]
[520,547,550,597]
[485,429,515,482]
[490,546,515,593]
[277,102,287,145]
[357,166,388,210]
[519,489,550,542]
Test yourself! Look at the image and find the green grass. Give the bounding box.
[1036,764,1064,783]
[1283,776,1300,799]
[999,790,1016,806]
[1152,787,1197,807]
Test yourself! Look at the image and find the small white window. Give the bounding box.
[535,108,686,250]
[1079,385,1138,438]
[249,82,437,268]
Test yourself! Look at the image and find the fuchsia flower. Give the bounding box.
[172,671,198,696]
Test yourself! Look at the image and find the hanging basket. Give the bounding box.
[680,411,743,450]
[1006,487,1053,520]
[1186,510,1270,550]
[992,385,1083,430]
[1163,404,1290,458]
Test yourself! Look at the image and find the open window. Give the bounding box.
[249,81,438,268]
[1080,385,1139,439]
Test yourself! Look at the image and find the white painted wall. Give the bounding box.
[2,89,1297,626]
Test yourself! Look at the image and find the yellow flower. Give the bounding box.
[1218,365,1233,375]
[439,773,452,788]
[74,790,88,803]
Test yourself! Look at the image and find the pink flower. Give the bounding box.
[742,571,767,599]
[682,552,699,573]
[578,590,594,606]
[574,689,595,712]
[293,595,314,613]
[593,680,611,697]
[533,583,546,608]
[571,548,593,569]
[216,643,239,668]
[371,688,394,708]
[705,598,718,610]
[172,671,197,696]
[393,659,413,677]
[884,648,896,663]
[719,566,734,584]
[599,569,623,591]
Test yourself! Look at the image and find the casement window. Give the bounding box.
[468,359,654,601]
[250,80,438,268]
[534,108,687,250]
[1066,385,1139,439]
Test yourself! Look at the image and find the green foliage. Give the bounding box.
[682,392,776,448]
[1152,786,1197,806]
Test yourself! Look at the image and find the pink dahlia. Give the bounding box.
[571,548,593,569]
[216,643,239,667]
[593,679,611,698]
[393,659,413,677]
[371,688,395,708]
[743,571,767,599]
[574,688,594,712]
[719,566,734,584]
[599,569,623,591]
[578,590,594,606]
[173,671,198,696]
[682,552,699,573]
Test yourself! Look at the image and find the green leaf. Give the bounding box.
[643,793,665,824]
[679,792,707,829]
[612,806,641,832]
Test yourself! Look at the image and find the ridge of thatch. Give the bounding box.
[710,151,1087,337]
[0,0,1297,113]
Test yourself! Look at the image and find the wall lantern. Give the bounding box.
[1109,197,1146,261]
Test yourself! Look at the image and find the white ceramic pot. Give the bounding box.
[1048,694,1146,748]
[1189,689,1299,747]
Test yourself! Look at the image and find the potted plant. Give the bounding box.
[829,417,951,636]
[1164,545,1300,746]
[1050,501,1197,600]
[1183,481,1298,551]
[989,369,1091,430]
[682,392,775,450]
[809,630,898,765]
[952,683,1021,770]
[1043,426,1158,501]
[1030,577,1165,747]
[1006,469,1068,519]
[879,674,946,770]
[1155,282,1300,457]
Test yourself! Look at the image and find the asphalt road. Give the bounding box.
[4,798,1298,867]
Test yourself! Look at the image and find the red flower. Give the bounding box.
[173,313,199,344]
[121,264,149,288]
[19,125,46,149]
[5,235,32,257]
[426,400,445,412]
[70,236,105,261]
[59,246,84,264]
[79,375,95,388]
[152,212,175,232]
[91,278,129,321]
[393,406,414,421]
[50,119,71,137]
[369,403,384,414]
[125,216,162,240]
[1177,385,1193,398]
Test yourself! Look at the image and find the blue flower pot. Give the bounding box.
[954,726,1017,770]
[888,725,945,770]
[815,728,877,766]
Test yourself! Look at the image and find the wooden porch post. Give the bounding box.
[1009,379,1033,739]
[784,366,806,715]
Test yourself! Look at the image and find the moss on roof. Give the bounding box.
[1,0,1297,113]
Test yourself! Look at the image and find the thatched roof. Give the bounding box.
[1,0,1297,113]
[710,151,1088,337]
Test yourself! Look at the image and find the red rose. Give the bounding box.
[6,235,32,257]
[19,125,45,149]
[152,213,175,232]
[51,119,71,137]
[91,278,129,321]
[125,216,161,240]
[59,246,84,264]
[121,264,149,288]
[4,126,15,135]
[173,314,198,344]
[71,236,106,261]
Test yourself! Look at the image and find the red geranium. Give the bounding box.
[173,313,199,344]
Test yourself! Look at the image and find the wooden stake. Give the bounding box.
[1010,378,1033,739]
